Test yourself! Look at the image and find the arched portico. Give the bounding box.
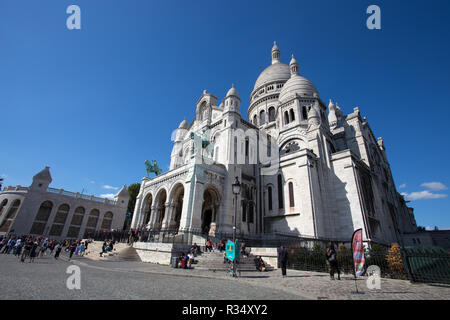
[149,188,167,231]
[142,193,153,228]
[163,183,184,231]
[201,186,221,236]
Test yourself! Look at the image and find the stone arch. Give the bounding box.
[278,134,308,152]
[83,208,101,238]
[153,188,167,230]
[289,108,295,122]
[0,199,21,232]
[142,192,153,227]
[68,206,87,238]
[101,211,114,230]
[268,106,276,122]
[260,110,266,125]
[201,185,221,236]
[265,184,274,211]
[167,182,185,231]
[280,139,302,156]
[0,199,8,217]
[284,111,290,125]
[49,203,70,237]
[197,100,208,121]
[29,200,52,235]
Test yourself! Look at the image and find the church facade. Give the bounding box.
[131,43,417,245]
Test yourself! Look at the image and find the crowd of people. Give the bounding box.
[0,234,97,263]
[1,233,342,280]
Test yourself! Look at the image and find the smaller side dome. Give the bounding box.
[178,118,188,129]
[226,83,239,99]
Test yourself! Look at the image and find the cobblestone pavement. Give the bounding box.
[1,252,449,300]
[0,253,304,300]
[68,255,450,300]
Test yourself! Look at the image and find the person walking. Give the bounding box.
[68,241,77,261]
[326,247,341,280]
[29,240,38,263]
[54,242,62,259]
[279,246,289,278]
[21,238,32,262]
[79,242,86,256]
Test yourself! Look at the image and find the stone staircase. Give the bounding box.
[192,250,273,273]
[84,241,141,262]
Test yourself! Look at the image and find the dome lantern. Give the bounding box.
[271,41,281,65]
[289,54,299,75]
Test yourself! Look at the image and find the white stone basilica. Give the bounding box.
[131,42,417,245]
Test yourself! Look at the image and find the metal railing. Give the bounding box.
[85,228,450,285]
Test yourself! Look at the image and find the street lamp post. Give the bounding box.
[232,176,241,277]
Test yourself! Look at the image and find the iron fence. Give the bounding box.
[84,229,450,285]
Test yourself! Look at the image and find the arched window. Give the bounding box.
[267,134,272,158]
[284,111,289,125]
[82,208,99,238]
[49,204,70,236]
[245,138,249,158]
[29,200,52,235]
[288,182,295,208]
[0,199,8,217]
[302,106,308,120]
[67,206,86,238]
[260,110,266,125]
[268,107,275,122]
[268,186,273,211]
[234,136,238,164]
[253,114,257,125]
[277,175,284,210]
[289,109,295,122]
[248,202,254,223]
[101,212,113,230]
[0,199,20,232]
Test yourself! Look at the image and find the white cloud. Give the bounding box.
[420,182,448,191]
[102,185,119,190]
[89,180,95,184]
[402,190,448,201]
[100,193,115,200]
[399,184,407,189]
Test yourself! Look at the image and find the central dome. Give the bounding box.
[253,62,291,91]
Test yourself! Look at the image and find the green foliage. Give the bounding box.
[127,183,141,219]
[288,243,327,272]
[386,243,407,279]
[337,244,353,274]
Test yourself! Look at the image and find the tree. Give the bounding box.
[123,183,141,230]
[386,243,406,279]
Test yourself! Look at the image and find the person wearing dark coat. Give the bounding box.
[326,247,341,280]
[29,241,38,263]
[279,246,289,277]
[68,241,77,261]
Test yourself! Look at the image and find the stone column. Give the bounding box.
[161,202,175,230]
[148,205,158,230]
[131,195,143,229]
[43,203,59,237]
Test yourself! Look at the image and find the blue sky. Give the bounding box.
[1,0,449,229]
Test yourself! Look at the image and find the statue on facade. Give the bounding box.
[144,160,162,177]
